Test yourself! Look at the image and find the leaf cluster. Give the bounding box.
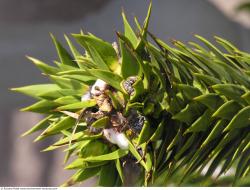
[12,2,250,187]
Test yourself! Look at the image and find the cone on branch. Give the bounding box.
[12,1,250,187]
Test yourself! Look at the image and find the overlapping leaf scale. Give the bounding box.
[149,33,250,185]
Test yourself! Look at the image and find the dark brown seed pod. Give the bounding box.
[127,110,146,134]
[122,76,138,95]
[110,112,127,130]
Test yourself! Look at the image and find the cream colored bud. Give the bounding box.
[91,79,107,96]
[103,128,129,150]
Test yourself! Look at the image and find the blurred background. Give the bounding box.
[0,0,250,186]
